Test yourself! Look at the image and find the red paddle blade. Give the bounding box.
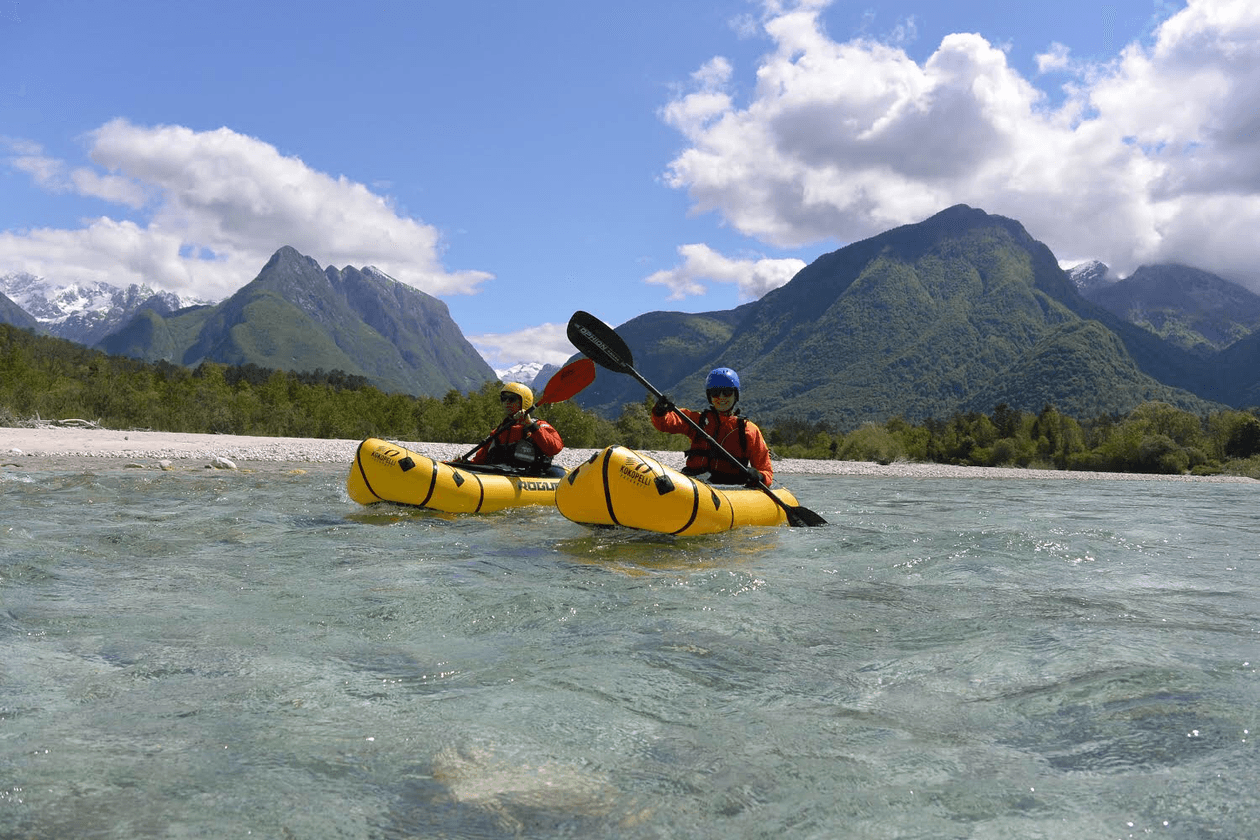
[538,357,596,405]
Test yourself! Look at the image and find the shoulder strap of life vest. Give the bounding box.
[684,409,749,464]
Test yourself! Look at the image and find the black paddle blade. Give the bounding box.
[567,311,634,373]
[785,504,828,527]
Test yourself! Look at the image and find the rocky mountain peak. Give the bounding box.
[1066,260,1115,294]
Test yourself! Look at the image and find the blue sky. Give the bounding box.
[6,0,1256,369]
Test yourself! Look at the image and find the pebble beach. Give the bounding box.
[2,425,1255,483]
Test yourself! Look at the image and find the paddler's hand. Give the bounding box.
[514,410,539,434]
[652,396,675,417]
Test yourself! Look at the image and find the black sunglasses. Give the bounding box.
[709,388,736,397]
[500,393,521,403]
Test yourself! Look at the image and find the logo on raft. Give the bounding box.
[618,458,655,487]
[371,448,402,467]
[518,480,559,492]
[369,448,415,471]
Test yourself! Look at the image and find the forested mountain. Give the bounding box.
[570,205,1236,430]
[1080,263,1260,355]
[1212,328,1260,408]
[96,246,495,397]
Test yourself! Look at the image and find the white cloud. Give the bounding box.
[660,0,1260,289]
[468,322,576,370]
[1036,42,1073,73]
[645,243,806,300]
[0,120,492,300]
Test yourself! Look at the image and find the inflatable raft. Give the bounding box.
[346,438,565,513]
[555,445,801,535]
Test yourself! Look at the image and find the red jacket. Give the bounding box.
[470,418,564,467]
[651,407,773,486]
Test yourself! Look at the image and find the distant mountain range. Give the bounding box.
[0,272,211,346]
[4,207,1260,423]
[1076,263,1260,355]
[1,247,494,397]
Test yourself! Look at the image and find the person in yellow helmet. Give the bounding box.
[468,382,564,474]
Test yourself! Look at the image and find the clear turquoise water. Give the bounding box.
[1,464,1256,839]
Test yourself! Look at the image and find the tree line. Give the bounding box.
[765,402,1260,478]
[3,324,1258,478]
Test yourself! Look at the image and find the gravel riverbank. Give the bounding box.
[3,426,1255,483]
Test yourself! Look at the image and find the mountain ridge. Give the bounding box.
[94,246,495,397]
[565,205,1239,429]
[0,271,211,346]
[5,208,1260,425]
[1080,263,1260,355]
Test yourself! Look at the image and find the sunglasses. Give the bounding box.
[500,393,521,403]
[709,388,736,397]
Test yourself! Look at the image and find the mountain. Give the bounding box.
[0,271,210,346]
[496,361,547,386]
[529,364,562,392]
[1080,263,1260,355]
[571,206,1228,429]
[98,246,496,397]
[1210,327,1260,408]
[0,290,42,332]
[1066,260,1115,295]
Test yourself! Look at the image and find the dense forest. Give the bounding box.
[3,324,1259,478]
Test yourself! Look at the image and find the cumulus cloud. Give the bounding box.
[660,0,1260,288]
[468,323,576,369]
[645,243,806,300]
[0,120,491,300]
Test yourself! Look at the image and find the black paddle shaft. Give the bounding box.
[566,311,827,527]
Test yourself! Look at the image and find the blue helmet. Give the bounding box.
[705,367,740,391]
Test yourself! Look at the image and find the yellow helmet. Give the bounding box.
[500,382,535,412]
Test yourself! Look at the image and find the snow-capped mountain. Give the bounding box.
[1066,260,1117,295]
[494,361,567,393]
[0,271,212,346]
[494,361,548,387]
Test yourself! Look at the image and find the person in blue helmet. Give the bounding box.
[650,367,774,486]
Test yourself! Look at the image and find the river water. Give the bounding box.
[1,463,1256,839]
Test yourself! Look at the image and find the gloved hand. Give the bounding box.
[744,465,765,488]
[652,396,675,417]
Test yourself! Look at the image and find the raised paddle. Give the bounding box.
[453,357,596,462]
[566,310,827,527]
